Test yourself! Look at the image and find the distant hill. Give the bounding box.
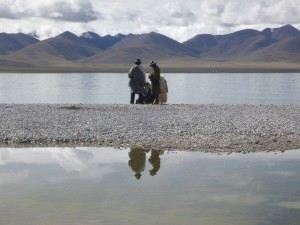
[183,24,300,62]
[0,58,35,68]
[0,24,300,72]
[2,31,102,66]
[82,32,198,64]
[271,24,300,40]
[80,32,126,50]
[245,37,300,62]
[197,29,273,59]
[0,32,39,54]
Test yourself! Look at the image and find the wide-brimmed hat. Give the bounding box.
[149,60,156,67]
[135,58,142,64]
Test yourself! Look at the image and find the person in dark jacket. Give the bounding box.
[143,82,155,104]
[128,59,146,104]
[148,61,161,104]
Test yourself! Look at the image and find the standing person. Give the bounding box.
[128,58,146,104]
[148,61,161,104]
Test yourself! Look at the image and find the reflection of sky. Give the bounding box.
[1,148,300,184]
[0,147,128,166]
[0,147,130,186]
[0,148,300,225]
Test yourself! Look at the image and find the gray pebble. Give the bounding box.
[0,103,299,152]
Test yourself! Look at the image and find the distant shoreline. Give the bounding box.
[1,104,299,152]
[1,67,300,73]
[1,60,300,73]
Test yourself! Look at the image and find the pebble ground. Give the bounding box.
[0,104,299,153]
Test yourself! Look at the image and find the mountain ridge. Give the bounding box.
[0,32,39,54]
[0,24,300,72]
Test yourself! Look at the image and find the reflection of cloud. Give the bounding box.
[0,171,29,186]
[0,149,10,165]
[209,193,267,206]
[50,148,116,180]
[265,171,296,176]
[0,147,129,183]
[1,147,127,166]
[50,148,94,172]
[226,174,255,189]
[164,150,300,165]
[277,201,300,209]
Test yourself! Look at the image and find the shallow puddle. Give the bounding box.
[0,147,300,225]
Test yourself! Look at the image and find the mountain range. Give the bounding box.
[0,24,300,72]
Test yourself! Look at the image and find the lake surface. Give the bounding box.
[0,73,300,104]
[1,73,300,224]
[0,147,299,225]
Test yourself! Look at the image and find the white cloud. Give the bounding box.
[0,0,99,22]
[0,4,15,19]
[0,0,300,41]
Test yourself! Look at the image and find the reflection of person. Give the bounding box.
[148,150,163,176]
[128,58,146,104]
[148,61,161,104]
[128,147,149,180]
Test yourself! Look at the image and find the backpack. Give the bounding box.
[160,76,168,93]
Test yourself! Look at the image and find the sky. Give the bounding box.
[0,0,300,42]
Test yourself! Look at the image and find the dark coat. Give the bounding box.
[128,65,146,94]
[148,64,161,95]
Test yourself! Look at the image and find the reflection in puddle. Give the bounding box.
[0,147,300,225]
[128,148,163,179]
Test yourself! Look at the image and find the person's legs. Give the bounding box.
[130,93,135,104]
[137,94,144,104]
[154,94,159,104]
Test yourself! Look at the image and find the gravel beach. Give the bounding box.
[0,104,299,152]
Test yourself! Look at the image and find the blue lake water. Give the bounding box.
[0,73,300,104]
[0,147,299,225]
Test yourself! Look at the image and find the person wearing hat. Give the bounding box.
[128,58,146,104]
[148,61,161,104]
